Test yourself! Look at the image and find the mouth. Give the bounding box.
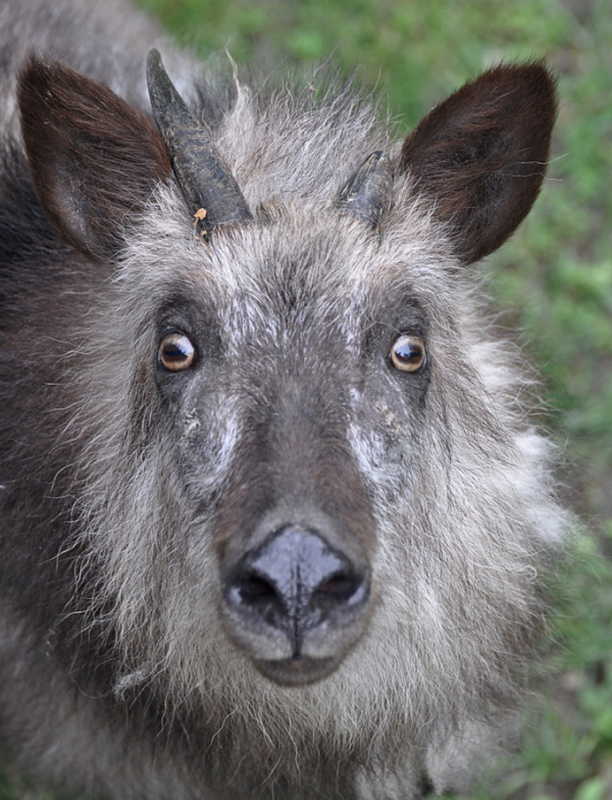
[254,654,343,687]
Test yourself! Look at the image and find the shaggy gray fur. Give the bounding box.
[0,1,570,798]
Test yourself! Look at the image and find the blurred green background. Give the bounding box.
[2,0,611,798]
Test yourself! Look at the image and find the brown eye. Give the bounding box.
[390,333,426,373]
[159,332,196,371]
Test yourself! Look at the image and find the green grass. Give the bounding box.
[4,0,612,797]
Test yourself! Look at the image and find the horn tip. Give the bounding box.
[146,48,163,79]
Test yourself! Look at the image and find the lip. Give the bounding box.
[254,654,342,687]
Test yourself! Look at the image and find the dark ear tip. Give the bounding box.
[500,59,558,104]
[17,56,56,138]
[18,53,49,97]
[19,52,69,83]
[476,60,558,120]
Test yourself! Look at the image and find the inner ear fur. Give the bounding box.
[401,63,557,265]
[18,55,171,261]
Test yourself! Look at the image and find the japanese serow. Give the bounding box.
[0,1,570,798]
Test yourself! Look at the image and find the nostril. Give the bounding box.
[236,572,279,605]
[315,572,361,601]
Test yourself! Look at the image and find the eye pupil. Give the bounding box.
[159,332,195,371]
[390,334,426,373]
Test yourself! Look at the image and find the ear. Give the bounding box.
[18,56,171,261]
[400,63,557,265]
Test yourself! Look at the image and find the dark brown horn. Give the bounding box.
[336,151,392,229]
[146,48,252,237]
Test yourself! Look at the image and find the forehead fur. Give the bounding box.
[212,75,392,205]
[123,181,459,331]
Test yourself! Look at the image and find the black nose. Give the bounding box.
[223,526,370,653]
